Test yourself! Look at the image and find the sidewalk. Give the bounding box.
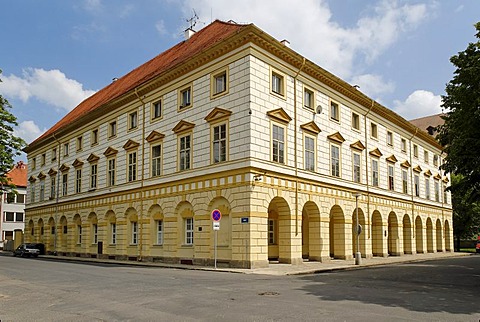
[1,250,473,275]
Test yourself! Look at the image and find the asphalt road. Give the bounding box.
[0,255,479,321]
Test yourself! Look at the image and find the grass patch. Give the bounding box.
[459,248,476,253]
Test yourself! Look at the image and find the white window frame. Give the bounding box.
[62,173,68,196]
[304,135,316,172]
[388,164,394,191]
[127,151,137,182]
[185,217,194,245]
[303,87,314,110]
[92,224,98,244]
[40,179,45,201]
[107,158,116,186]
[353,152,361,183]
[156,220,163,245]
[212,123,227,163]
[387,131,393,146]
[152,99,162,120]
[179,134,192,171]
[90,164,97,189]
[414,174,420,197]
[268,219,276,245]
[128,111,138,130]
[401,138,407,153]
[151,144,162,177]
[75,169,82,193]
[372,159,379,187]
[50,176,56,199]
[402,169,408,194]
[352,112,360,130]
[131,221,138,245]
[330,100,340,122]
[371,122,378,139]
[413,144,418,158]
[434,180,440,202]
[211,68,228,97]
[330,144,340,177]
[270,70,285,97]
[179,85,192,110]
[111,223,116,244]
[109,120,117,138]
[425,177,430,199]
[272,123,285,164]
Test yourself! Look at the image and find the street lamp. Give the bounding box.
[353,192,363,265]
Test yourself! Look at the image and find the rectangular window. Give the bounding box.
[109,121,117,138]
[372,159,379,187]
[402,169,408,193]
[353,153,361,183]
[63,143,69,156]
[52,148,57,162]
[425,178,430,199]
[111,223,116,244]
[92,224,98,244]
[304,88,314,110]
[129,111,138,130]
[330,101,339,121]
[156,220,163,245]
[401,138,407,153]
[51,226,55,235]
[108,159,116,186]
[30,184,35,203]
[268,219,276,244]
[213,124,227,163]
[151,145,162,177]
[77,225,82,244]
[180,86,192,109]
[5,212,14,221]
[443,184,448,204]
[424,150,429,163]
[330,145,340,177]
[152,100,162,119]
[41,153,46,166]
[50,176,56,199]
[90,164,97,189]
[435,180,440,202]
[387,131,393,146]
[15,212,24,222]
[76,169,82,193]
[179,134,191,171]
[414,174,420,196]
[433,154,439,167]
[63,225,68,234]
[6,193,15,203]
[131,222,138,245]
[272,124,285,163]
[16,194,25,204]
[32,157,36,169]
[128,152,137,182]
[185,218,194,245]
[305,136,315,172]
[388,164,394,190]
[352,112,360,130]
[213,71,227,95]
[76,136,83,151]
[40,179,45,201]
[271,72,283,96]
[413,144,418,158]
[371,123,378,139]
[91,129,98,145]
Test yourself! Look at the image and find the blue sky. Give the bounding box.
[1,0,479,150]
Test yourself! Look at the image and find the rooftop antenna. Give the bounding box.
[186,9,199,31]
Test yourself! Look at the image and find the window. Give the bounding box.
[128,152,137,182]
[63,225,67,234]
[152,100,162,119]
[371,123,378,139]
[425,178,430,199]
[76,136,83,151]
[185,217,194,245]
[32,157,36,169]
[131,222,138,245]
[63,143,69,156]
[151,145,162,177]
[212,70,227,96]
[111,223,116,244]
[372,159,379,187]
[50,176,56,199]
[330,100,339,121]
[6,193,15,203]
[353,153,361,183]
[401,138,407,153]
[401,169,408,194]
[16,194,25,204]
[272,124,285,163]
[108,158,116,186]
[352,112,360,130]
[30,184,35,203]
[90,164,97,189]
[156,220,163,245]
[51,226,56,235]
[304,88,314,110]
[129,111,138,130]
[109,121,117,138]
[179,134,191,171]
[434,180,440,202]
[213,124,227,163]
[41,153,46,166]
[413,144,418,158]
[40,179,45,201]
[92,224,98,244]
[387,131,393,146]
[424,150,429,163]
[414,174,420,197]
[330,145,340,177]
[433,154,439,167]
[179,86,192,110]
[388,164,394,190]
[271,71,284,96]
[15,212,24,222]
[75,169,82,193]
[268,219,276,244]
[91,129,98,145]
[443,184,448,204]
[5,212,14,221]
[52,148,57,162]
[61,173,67,196]
[305,136,315,172]
[77,225,82,244]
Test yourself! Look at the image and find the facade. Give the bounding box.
[1,161,27,248]
[24,20,452,268]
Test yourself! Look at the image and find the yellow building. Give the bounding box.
[24,20,452,268]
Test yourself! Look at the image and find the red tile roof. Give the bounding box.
[5,161,28,187]
[409,113,445,134]
[29,20,248,147]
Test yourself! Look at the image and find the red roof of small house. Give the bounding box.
[5,161,28,188]
[29,20,248,148]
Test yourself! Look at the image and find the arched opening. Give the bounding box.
[208,197,232,261]
[27,220,34,243]
[88,212,98,253]
[59,216,68,252]
[302,201,321,261]
[371,210,384,257]
[38,218,44,244]
[444,220,451,251]
[125,207,138,256]
[436,219,443,252]
[148,204,164,246]
[105,210,117,252]
[73,214,82,252]
[47,217,55,253]
[268,197,292,263]
[176,201,194,259]
[329,205,348,259]
[426,217,434,253]
[402,214,413,254]
[415,216,423,253]
[351,207,366,258]
[388,212,400,256]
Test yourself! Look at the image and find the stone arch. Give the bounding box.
[105,210,117,246]
[415,216,424,253]
[329,205,349,259]
[372,210,384,257]
[73,214,82,247]
[38,218,45,243]
[302,201,321,261]
[125,207,138,246]
[426,217,434,253]
[388,212,400,256]
[436,219,443,252]
[148,204,164,246]
[88,212,98,246]
[176,201,194,257]
[444,220,451,251]
[208,196,232,261]
[59,215,68,252]
[47,217,56,251]
[402,214,413,254]
[351,207,366,258]
[268,197,292,263]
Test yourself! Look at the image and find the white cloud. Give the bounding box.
[0,68,96,112]
[155,20,167,36]
[349,74,395,98]
[393,90,442,120]
[14,120,46,144]
[84,0,103,13]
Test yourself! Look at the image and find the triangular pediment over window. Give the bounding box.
[413,165,422,173]
[123,139,140,150]
[424,169,432,177]
[103,147,118,157]
[28,175,37,182]
[48,168,57,176]
[434,173,442,180]
[266,108,292,124]
[37,172,46,179]
[386,155,398,163]
[442,176,449,183]
[400,160,411,168]
[146,130,165,143]
[300,121,321,135]
[327,132,345,144]
[204,107,232,123]
[87,153,100,163]
[172,120,195,134]
[72,159,84,168]
[369,148,383,158]
[350,140,365,151]
[59,163,70,172]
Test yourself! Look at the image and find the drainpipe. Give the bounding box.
[52,132,61,255]
[409,128,418,245]
[363,99,374,237]
[293,58,306,236]
[134,88,146,261]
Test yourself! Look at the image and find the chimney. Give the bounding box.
[184,28,196,40]
[281,39,290,48]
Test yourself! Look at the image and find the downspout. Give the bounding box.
[52,132,61,255]
[293,58,306,235]
[134,88,146,261]
[409,128,418,245]
[363,99,374,238]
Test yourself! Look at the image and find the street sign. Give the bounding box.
[211,209,221,221]
[241,217,249,223]
[213,221,220,231]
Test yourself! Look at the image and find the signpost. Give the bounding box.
[211,209,221,269]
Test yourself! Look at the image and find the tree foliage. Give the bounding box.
[0,69,27,188]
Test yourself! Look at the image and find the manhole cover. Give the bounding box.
[258,291,280,296]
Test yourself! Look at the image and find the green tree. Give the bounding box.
[0,69,27,189]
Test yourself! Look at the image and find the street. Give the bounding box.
[0,255,479,321]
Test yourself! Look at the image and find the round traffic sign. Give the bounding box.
[211,209,221,221]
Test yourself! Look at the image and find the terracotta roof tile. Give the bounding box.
[5,161,28,187]
[409,113,445,134]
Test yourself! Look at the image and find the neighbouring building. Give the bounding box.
[1,161,27,248]
[24,20,452,268]
[410,113,445,137]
